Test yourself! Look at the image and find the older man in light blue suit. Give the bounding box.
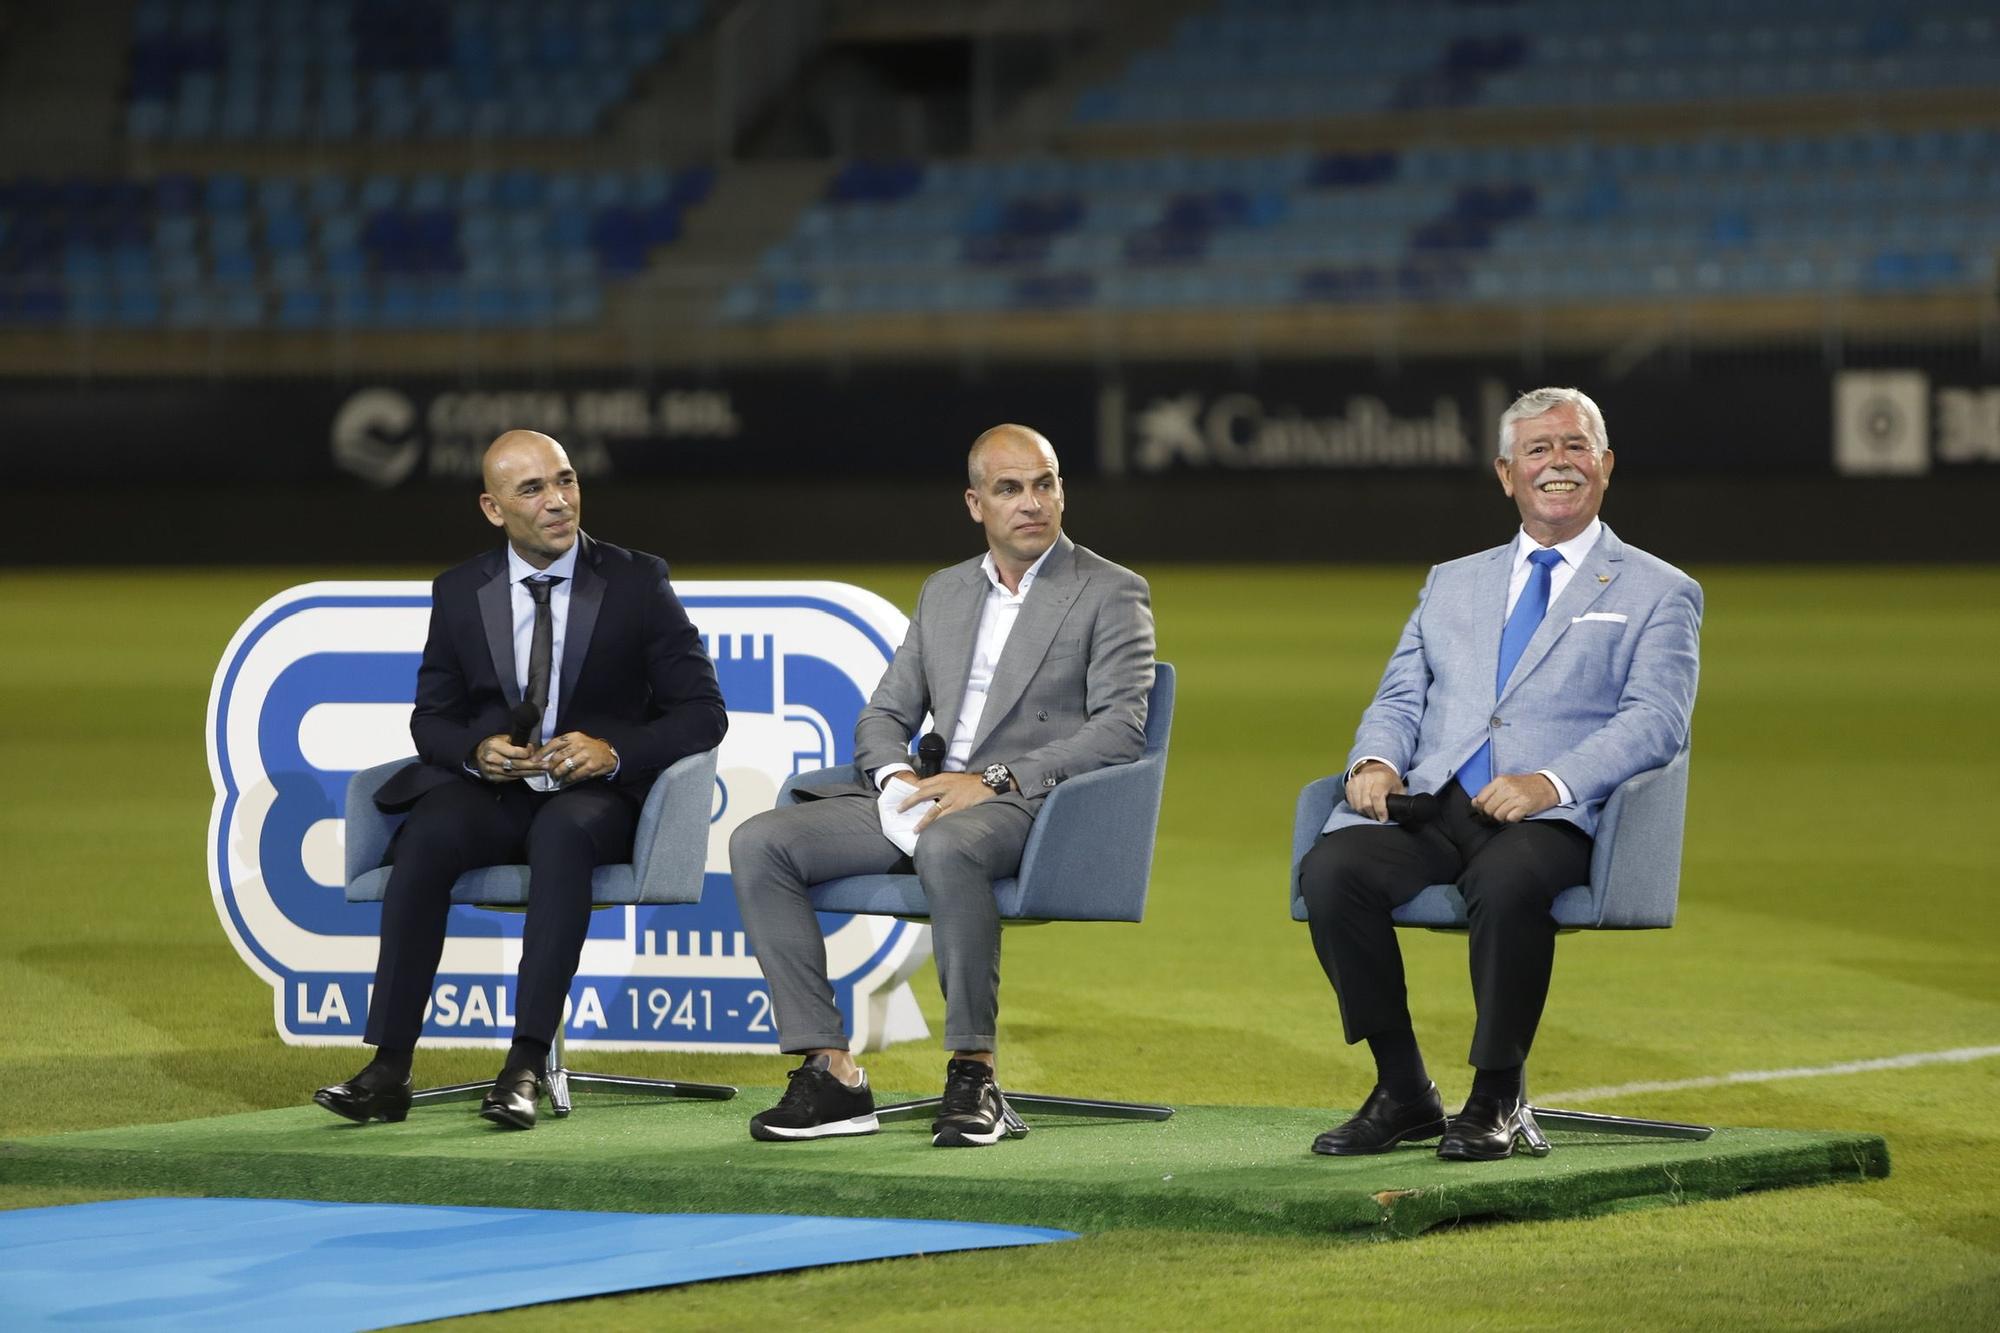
[1300,387,1700,1162]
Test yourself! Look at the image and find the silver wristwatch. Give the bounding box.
[980,763,1013,793]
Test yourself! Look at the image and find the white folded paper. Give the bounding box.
[876,778,935,855]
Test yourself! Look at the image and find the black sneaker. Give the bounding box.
[749,1055,879,1142]
[932,1058,1007,1148]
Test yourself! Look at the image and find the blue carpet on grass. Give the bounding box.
[2,1196,1075,1330]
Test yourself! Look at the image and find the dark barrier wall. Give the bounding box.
[15,345,2000,562]
[31,471,2000,566]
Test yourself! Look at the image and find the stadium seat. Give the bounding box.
[341,746,736,1117]
[772,663,1179,1137]
[1287,746,1709,1156]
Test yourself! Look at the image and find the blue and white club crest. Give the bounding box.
[206,580,930,1052]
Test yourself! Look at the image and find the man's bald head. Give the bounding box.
[478,430,581,569]
[482,430,566,493]
[967,424,1055,488]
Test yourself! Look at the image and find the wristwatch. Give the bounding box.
[980,763,1014,793]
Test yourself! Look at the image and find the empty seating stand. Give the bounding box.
[1072,0,2000,127]
[722,126,2000,323]
[124,0,707,143]
[0,168,714,330]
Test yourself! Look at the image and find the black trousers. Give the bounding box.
[364,777,639,1052]
[1298,782,1593,1070]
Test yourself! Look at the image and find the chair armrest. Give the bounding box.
[1584,747,1691,928]
[1289,776,1345,919]
[778,764,866,805]
[631,746,721,905]
[1010,750,1168,921]
[344,757,418,887]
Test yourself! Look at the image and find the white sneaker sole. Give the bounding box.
[750,1112,880,1142]
[932,1121,1006,1147]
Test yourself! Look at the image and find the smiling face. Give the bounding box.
[1495,404,1614,545]
[965,427,1064,575]
[479,431,580,568]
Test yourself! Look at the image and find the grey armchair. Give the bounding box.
[1289,746,1709,1154]
[775,662,1178,1135]
[344,746,736,1116]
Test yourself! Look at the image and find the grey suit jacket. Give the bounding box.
[1325,523,1701,839]
[826,534,1156,815]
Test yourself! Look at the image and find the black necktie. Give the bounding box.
[524,576,563,736]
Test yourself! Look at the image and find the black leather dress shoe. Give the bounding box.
[479,1066,540,1130]
[1437,1094,1527,1160]
[1312,1082,1448,1156]
[313,1066,412,1124]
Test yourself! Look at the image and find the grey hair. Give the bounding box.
[1497,387,1607,460]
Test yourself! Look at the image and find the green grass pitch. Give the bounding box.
[3,563,1997,1329]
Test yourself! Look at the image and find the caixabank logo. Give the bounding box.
[206,580,930,1052]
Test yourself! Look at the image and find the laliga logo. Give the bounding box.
[206,580,931,1051]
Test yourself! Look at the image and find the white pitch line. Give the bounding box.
[1541,1044,2000,1104]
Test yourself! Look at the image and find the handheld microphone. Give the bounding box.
[915,732,946,779]
[507,701,541,748]
[1384,792,1440,826]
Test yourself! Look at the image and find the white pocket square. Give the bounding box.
[1572,611,1628,624]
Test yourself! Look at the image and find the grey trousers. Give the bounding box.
[729,790,1034,1054]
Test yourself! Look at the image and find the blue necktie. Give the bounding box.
[1458,547,1564,797]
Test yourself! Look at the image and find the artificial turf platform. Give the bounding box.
[0,1091,1887,1241]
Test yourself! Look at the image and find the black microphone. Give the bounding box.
[915,732,946,779]
[1385,792,1440,826]
[507,701,541,748]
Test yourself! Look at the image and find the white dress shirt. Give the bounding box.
[506,542,579,791]
[876,544,1055,788]
[1503,518,1600,620]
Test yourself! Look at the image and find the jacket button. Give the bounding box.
[1044,776,1057,787]
[1490,715,1502,728]
[1037,710,1048,721]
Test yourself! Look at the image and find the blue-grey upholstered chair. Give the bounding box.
[775,662,1178,1134]
[1288,746,1708,1155]
[344,746,735,1115]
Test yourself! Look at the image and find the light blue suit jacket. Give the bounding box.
[1324,524,1701,839]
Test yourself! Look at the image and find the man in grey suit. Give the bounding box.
[730,424,1155,1148]
[1300,387,1700,1161]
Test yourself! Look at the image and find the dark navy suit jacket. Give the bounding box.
[375,533,727,810]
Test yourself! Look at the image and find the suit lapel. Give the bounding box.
[928,560,990,742]
[972,538,1081,752]
[1498,525,1622,706]
[557,535,604,727]
[477,553,520,709]
[1468,543,1512,684]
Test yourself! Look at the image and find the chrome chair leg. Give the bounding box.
[873,1088,1173,1137]
[544,1042,573,1118]
[1003,1092,1175,1121]
[543,1027,736,1108]
[1528,1106,1713,1141]
[1514,1073,1713,1152]
[406,1028,737,1114]
[1517,1103,1553,1158]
